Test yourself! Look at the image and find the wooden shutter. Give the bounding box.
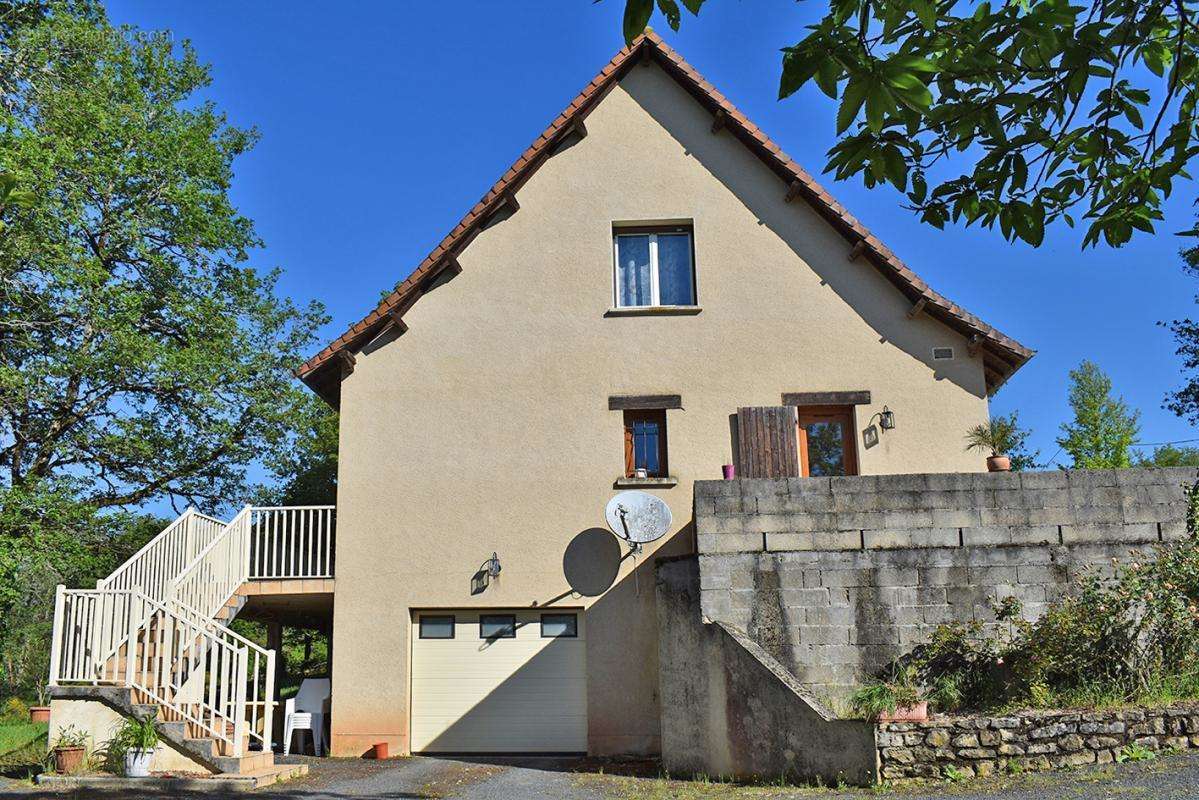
[736,406,800,478]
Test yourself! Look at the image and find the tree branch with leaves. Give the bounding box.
[620,0,1199,248]
[0,3,327,515]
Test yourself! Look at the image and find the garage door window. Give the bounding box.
[479,614,516,639]
[540,614,577,638]
[419,615,455,639]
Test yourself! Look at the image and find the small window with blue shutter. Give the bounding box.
[624,410,667,478]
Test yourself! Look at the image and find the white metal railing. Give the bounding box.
[99,509,229,603]
[249,506,336,580]
[169,506,253,621]
[49,588,274,756]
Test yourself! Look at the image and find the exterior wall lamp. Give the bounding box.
[471,552,503,595]
[879,406,896,430]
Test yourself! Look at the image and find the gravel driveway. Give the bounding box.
[3,750,1199,799]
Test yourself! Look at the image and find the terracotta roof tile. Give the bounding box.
[298,32,1032,405]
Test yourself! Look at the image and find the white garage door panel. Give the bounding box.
[411,610,587,753]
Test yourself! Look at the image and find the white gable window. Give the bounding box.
[613,226,695,308]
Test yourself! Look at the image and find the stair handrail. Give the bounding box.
[49,587,266,755]
[167,505,253,621]
[99,508,229,603]
[170,597,276,755]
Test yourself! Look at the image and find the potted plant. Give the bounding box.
[850,665,928,722]
[50,725,89,774]
[30,685,50,724]
[965,416,1021,472]
[113,715,159,778]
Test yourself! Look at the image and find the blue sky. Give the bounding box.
[105,0,1199,468]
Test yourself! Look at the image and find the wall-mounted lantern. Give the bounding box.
[879,406,896,430]
[471,552,503,595]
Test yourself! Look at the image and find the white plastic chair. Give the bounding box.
[282,677,330,756]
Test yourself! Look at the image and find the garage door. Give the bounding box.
[410,609,587,753]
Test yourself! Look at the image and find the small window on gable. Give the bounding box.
[613,225,695,308]
[933,347,955,361]
[624,409,668,478]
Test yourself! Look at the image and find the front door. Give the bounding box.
[797,406,859,477]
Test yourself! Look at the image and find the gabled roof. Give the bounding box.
[298,31,1034,407]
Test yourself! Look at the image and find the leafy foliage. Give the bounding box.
[1057,360,1140,468]
[850,663,920,716]
[620,0,1199,247]
[0,2,327,513]
[255,395,337,508]
[109,715,158,755]
[0,3,335,712]
[1134,444,1199,468]
[50,725,87,749]
[1165,239,1199,426]
[858,515,1199,714]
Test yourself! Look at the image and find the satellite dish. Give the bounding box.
[605,491,672,549]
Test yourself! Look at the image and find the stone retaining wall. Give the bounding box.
[878,704,1199,780]
[694,468,1198,699]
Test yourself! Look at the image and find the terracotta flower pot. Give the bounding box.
[29,707,50,724]
[53,745,86,775]
[987,455,1012,472]
[879,701,928,722]
[372,742,389,760]
[877,705,930,724]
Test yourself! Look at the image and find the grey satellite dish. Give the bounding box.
[605,491,672,550]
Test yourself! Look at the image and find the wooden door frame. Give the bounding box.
[797,404,859,477]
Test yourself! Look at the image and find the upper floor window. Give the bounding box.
[613,226,695,308]
[624,409,668,478]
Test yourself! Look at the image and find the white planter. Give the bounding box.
[124,748,154,778]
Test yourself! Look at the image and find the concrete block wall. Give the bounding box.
[694,468,1199,700]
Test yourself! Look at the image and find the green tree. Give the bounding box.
[256,395,338,507]
[1056,360,1141,468]
[0,3,327,514]
[620,0,1199,247]
[0,2,328,703]
[1166,239,1199,426]
[1133,444,1199,468]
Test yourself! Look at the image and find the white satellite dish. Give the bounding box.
[605,491,672,550]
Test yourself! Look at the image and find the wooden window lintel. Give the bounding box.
[609,394,683,411]
[782,391,871,407]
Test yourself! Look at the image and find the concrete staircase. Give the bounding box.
[50,685,284,777]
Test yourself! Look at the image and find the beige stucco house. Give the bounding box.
[295,32,1032,758]
[45,32,1031,775]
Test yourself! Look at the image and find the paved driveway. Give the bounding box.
[4,750,1199,799]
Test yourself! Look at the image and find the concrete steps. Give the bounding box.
[35,762,308,793]
[49,686,275,776]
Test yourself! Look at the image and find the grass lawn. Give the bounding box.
[0,721,48,779]
[0,723,47,757]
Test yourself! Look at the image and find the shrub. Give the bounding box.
[857,521,1199,715]
[0,697,29,724]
